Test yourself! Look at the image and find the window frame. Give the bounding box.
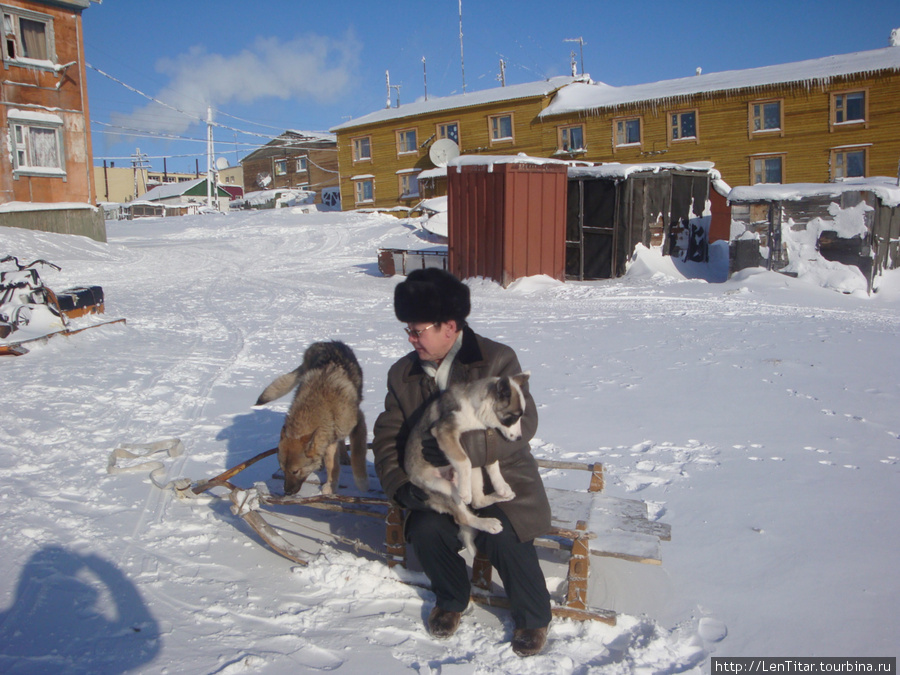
[351,135,372,163]
[273,159,287,176]
[830,89,868,130]
[668,109,699,144]
[398,170,420,199]
[353,177,374,205]
[749,99,784,138]
[395,127,418,156]
[488,113,514,144]
[750,153,785,185]
[296,156,308,173]
[436,121,460,145]
[557,124,586,154]
[2,4,56,65]
[830,146,869,181]
[612,116,642,150]
[8,112,66,177]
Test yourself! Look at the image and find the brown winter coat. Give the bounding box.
[372,326,551,542]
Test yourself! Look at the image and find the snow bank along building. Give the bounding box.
[0,0,103,241]
[332,42,900,286]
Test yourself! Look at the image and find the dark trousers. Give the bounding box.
[405,505,552,629]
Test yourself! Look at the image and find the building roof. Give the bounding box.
[241,130,336,164]
[142,177,228,201]
[540,46,900,117]
[728,176,900,208]
[330,75,580,132]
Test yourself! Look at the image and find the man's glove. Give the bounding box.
[421,433,450,467]
[393,482,431,511]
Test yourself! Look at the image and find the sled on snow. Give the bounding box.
[185,445,671,626]
[0,256,125,356]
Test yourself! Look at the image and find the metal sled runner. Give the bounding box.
[186,446,671,626]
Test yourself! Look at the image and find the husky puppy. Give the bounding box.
[255,341,368,495]
[404,372,530,547]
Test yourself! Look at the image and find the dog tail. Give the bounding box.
[254,367,302,406]
[350,408,369,491]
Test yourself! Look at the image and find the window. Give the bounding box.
[832,90,867,127]
[296,156,308,172]
[399,172,420,198]
[489,114,513,143]
[437,122,459,144]
[669,111,697,142]
[396,128,417,155]
[614,117,641,147]
[9,113,64,174]
[352,136,371,162]
[831,147,867,180]
[3,6,53,63]
[750,100,782,134]
[751,155,784,184]
[354,178,374,204]
[558,124,585,153]
[274,159,287,176]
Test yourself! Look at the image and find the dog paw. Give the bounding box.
[495,489,515,503]
[481,518,503,534]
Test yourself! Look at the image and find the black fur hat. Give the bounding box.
[394,268,470,326]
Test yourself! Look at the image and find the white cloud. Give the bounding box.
[110,31,360,138]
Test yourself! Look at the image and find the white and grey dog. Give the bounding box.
[404,372,530,548]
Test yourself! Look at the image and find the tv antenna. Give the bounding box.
[564,37,585,76]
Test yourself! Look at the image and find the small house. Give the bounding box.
[139,178,231,213]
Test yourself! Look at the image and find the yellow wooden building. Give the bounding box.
[330,46,900,211]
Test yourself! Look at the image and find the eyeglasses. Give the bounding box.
[404,323,436,338]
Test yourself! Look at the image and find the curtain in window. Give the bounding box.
[19,18,47,59]
[29,127,59,167]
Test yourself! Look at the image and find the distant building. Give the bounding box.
[0,0,104,241]
[95,164,243,204]
[132,177,231,215]
[331,44,900,212]
[240,130,339,208]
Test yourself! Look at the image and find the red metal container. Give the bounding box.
[447,161,567,287]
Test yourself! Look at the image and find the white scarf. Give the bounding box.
[421,330,464,391]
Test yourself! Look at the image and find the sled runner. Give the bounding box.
[183,446,671,625]
[0,256,125,356]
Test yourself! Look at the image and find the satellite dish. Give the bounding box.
[216,157,229,171]
[429,138,459,167]
[256,172,272,188]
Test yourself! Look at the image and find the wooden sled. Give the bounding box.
[189,449,671,626]
[0,317,126,356]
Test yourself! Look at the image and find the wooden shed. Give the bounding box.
[565,163,718,280]
[447,157,568,287]
[727,177,900,291]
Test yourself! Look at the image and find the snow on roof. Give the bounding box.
[567,161,717,180]
[141,177,208,201]
[728,176,900,207]
[330,76,580,132]
[0,201,95,213]
[448,153,569,169]
[540,47,900,117]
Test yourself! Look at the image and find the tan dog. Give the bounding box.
[255,341,368,495]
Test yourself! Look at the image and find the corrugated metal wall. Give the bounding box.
[447,162,567,287]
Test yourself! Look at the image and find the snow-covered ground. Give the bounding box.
[0,208,897,674]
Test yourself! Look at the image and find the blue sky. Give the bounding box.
[83,0,899,174]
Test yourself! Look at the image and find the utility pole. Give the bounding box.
[498,58,506,87]
[422,56,428,100]
[385,70,391,109]
[206,106,216,210]
[459,0,466,93]
[130,148,150,200]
